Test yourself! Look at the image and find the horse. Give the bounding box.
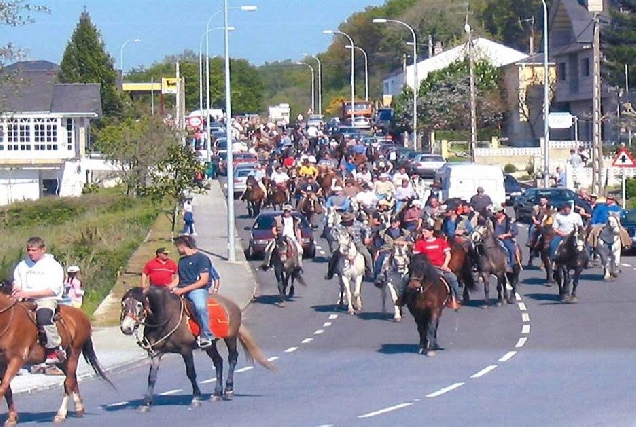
[536,222,557,286]
[403,253,448,356]
[335,229,365,315]
[0,282,114,425]
[268,183,288,211]
[553,225,588,302]
[323,207,342,252]
[595,214,623,281]
[270,235,305,307]
[470,224,514,306]
[378,243,410,322]
[298,193,323,228]
[241,176,265,217]
[446,238,478,303]
[120,287,275,411]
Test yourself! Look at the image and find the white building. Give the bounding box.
[0,60,103,205]
[382,37,529,97]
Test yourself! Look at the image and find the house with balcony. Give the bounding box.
[0,60,102,205]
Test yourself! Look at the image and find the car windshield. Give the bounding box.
[236,169,252,178]
[535,189,575,199]
[623,210,636,223]
[420,155,444,162]
[253,213,309,230]
[377,110,392,120]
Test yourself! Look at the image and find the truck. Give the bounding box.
[268,103,291,126]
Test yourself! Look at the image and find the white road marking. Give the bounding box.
[323,321,332,327]
[328,314,338,320]
[236,366,254,373]
[522,324,531,334]
[358,402,414,418]
[314,329,325,335]
[315,245,322,250]
[516,337,528,348]
[159,389,182,396]
[301,338,313,344]
[200,378,217,384]
[521,313,530,322]
[267,356,279,362]
[499,351,517,362]
[106,401,128,408]
[426,382,465,398]
[319,250,326,255]
[515,292,522,301]
[518,302,527,311]
[284,347,298,353]
[470,365,498,379]
[621,263,631,267]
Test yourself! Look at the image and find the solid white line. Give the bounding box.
[200,378,217,384]
[358,402,414,418]
[426,382,465,398]
[236,366,254,373]
[522,324,531,334]
[323,321,332,327]
[267,356,279,362]
[328,314,339,320]
[314,329,325,335]
[159,389,181,396]
[521,312,530,322]
[515,292,522,301]
[518,302,527,311]
[470,365,498,379]
[516,337,528,348]
[107,401,129,407]
[284,347,298,353]
[499,351,517,362]
[621,263,631,267]
[301,337,313,344]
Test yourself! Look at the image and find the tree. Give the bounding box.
[603,0,636,88]
[59,10,123,118]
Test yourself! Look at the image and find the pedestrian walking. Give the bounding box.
[65,265,84,308]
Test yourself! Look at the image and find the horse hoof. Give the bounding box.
[212,394,222,402]
[560,295,571,303]
[506,298,515,305]
[496,301,503,307]
[223,390,234,401]
[190,398,202,408]
[569,296,579,303]
[137,405,150,413]
[53,415,65,424]
[348,309,355,315]
[75,409,85,418]
[603,276,612,282]
[277,301,286,308]
[426,350,436,357]
[393,317,401,323]
[4,419,17,427]
[481,304,489,310]
[545,281,553,287]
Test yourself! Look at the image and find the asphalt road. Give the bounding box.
[10,186,636,426]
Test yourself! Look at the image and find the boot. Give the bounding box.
[446,296,461,311]
[324,253,338,280]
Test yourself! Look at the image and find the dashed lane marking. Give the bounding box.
[521,313,530,322]
[200,378,216,384]
[159,389,182,396]
[518,302,527,311]
[319,250,326,255]
[522,324,531,334]
[301,337,314,344]
[516,337,528,348]
[236,366,254,373]
[323,321,332,327]
[515,292,522,301]
[358,402,414,418]
[426,382,465,398]
[314,329,325,335]
[470,365,498,379]
[106,401,128,408]
[499,351,517,362]
[621,263,631,267]
[267,356,279,362]
[284,347,298,353]
[328,314,339,320]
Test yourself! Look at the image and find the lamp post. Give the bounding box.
[373,18,418,149]
[541,0,550,187]
[119,38,141,75]
[303,53,322,115]
[346,45,368,101]
[323,29,355,126]
[296,62,315,113]
[205,5,257,162]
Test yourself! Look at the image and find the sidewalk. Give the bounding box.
[12,181,257,394]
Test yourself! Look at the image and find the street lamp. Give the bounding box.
[119,38,141,75]
[346,45,368,101]
[205,5,257,160]
[373,18,418,149]
[296,62,315,113]
[541,0,551,187]
[323,29,355,126]
[303,53,322,115]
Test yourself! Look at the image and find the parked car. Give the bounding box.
[513,187,578,222]
[306,114,324,128]
[246,211,316,259]
[232,152,258,168]
[410,154,446,178]
[620,210,636,252]
[232,167,255,199]
[336,126,363,139]
[504,174,524,205]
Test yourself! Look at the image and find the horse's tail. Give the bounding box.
[81,336,117,390]
[238,324,277,371]
[293,269,307,286]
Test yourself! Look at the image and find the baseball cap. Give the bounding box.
[156,247,170,255]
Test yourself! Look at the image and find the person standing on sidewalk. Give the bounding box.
[64,265,84,308]
[141,247,179,291]
[182,198,196,236]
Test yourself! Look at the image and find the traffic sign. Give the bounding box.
[612,148,636,167]
[187,116,202,128]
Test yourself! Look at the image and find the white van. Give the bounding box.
[434,163,506,207]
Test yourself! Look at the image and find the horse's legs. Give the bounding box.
[380,281,387,313]
[341,277,354,315]
[181,350,202,407]
[207,342,224,400]
[482,274,490,308]
[613,244,621,277]
[416,315,430,355]
[353,276,363,312]
[425,314,439,356]
[223,338,239,401]
[275,268,286,306]
[386,283,402,322]
[4,384,17,427]
[0,358,23,425]
[139,354,162,411]
[571,267,583,300]
[497,274,507,306]
[57,350,84,421]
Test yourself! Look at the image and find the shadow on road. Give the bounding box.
[524,292,561,302]
[252,294,282,306]
[311,303,342,313]
[377,343,445,354]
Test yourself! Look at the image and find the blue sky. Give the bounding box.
[5,0,386,70]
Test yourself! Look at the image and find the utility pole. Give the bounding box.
[591,13,603,195]
[428,34,433,58]
[466,13,477,162]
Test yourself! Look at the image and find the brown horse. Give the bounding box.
[241,176,265,217]
[447,239,477,303]
[268,183,288,211]
[0,283,113,425]
[536,224,557,286]
[402,253,448,356]
[120,287,275,411]
[298,193,323,227]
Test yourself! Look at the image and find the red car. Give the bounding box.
[246,211,316,259]
[233,152,257,167]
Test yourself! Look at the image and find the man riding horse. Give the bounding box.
[325,213,374,281]
[549,203,584,266]
[270,165,291,203]
[373,216,412,287]
[490,204,521,272]
[262,205,304,273]
[587,195,631,252]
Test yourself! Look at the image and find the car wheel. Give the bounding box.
[247,245,254,260]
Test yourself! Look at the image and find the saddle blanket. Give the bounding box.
[187,296,230,339]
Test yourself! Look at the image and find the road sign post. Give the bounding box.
[612,148,636,208]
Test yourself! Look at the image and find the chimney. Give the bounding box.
[434,41,443,56]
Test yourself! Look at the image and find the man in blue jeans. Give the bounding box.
[169,235,216,348]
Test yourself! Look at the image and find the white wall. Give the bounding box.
[0,169,41,205]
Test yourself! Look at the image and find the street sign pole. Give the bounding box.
[612,148,636,208]
[623,168,627,209]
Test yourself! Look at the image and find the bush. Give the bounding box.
[503,163,517,173]
[626,178,636,200]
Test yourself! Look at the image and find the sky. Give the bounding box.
[4,0,386,71]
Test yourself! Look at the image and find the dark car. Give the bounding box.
[513,187,578,222]
[374,107,394,131]
[247,211,316,259]
[620,209,636,252]
[504,174,524,205]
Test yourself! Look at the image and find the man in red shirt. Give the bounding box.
[141,247,178,291]
[412,224,461,309]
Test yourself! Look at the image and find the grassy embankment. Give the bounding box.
[0,190,171,319]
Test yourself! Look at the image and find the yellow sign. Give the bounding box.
[161,78,178,94]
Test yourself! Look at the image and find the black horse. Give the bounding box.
[120,287,275,411]
[553,225,588,302]
[471,224,515,306]
[401,253,448,356]
[270,236,305,307]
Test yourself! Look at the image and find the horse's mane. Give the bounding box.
[409,253,441,283]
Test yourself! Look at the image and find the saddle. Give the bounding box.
[183,296,230,340]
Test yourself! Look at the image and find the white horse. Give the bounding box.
[597,213,622,281]
[379,242,410,322]
[336,230,365,315]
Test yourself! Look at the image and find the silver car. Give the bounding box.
[411,154,446,178]
[232,167,255,199]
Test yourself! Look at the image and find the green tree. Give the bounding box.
[59,10,123,118]
[603,0,636,88]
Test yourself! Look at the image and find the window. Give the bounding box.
[66,118,73,151]
[33,117,58,151]
[558,62,567,81]
[580,57,590,77]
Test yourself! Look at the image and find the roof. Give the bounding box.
[0,61,102,116]
[548,0,610,55]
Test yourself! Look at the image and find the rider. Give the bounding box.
[412,224,462,310]
[491,204,520,272]
[392,166,409,187]
[588,195,625,250]
[325,186,351,213]
[373,216,411,286]
[469,186,493,215]
[528,196,552,249]
[270,165,291,201]
[394,179,417,213]
[246,164,268,194]
[298,158,318,179]
[374,173,396,201]
[549,202,584,261]
[297,174,321,196]
[442,204,474,245]
[261,204,304,272]
[12,236,66,364]
[325,213,374,280]
[355,182,379,212]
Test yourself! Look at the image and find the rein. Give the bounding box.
[134,297,185,357]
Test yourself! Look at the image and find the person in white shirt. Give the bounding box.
[355,184,379,211]
[392,167,409,187]
[271,167,290,185]
[261,205,304,271]
[13,237,66,364]
[394,179,417,212]
[549,203,583,259]
[355,166,372,183]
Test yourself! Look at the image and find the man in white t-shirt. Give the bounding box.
[392,167,409,187]
[355,184,379,211]
[549,203,583,259]
[261,205,304,271]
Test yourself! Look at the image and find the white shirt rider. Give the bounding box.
[392,171,409,186]
[554,210,583,235]
[271,170,290,185]
[356,189,379,208]
[282,216,295,238]
[14,253,64,301]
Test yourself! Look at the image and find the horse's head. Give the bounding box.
[567,225,587,253]
[392,243,411,273]
[471,225,488,244]
[607,213,621,233]
[337,230,355,257]
[120,287,148,335]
